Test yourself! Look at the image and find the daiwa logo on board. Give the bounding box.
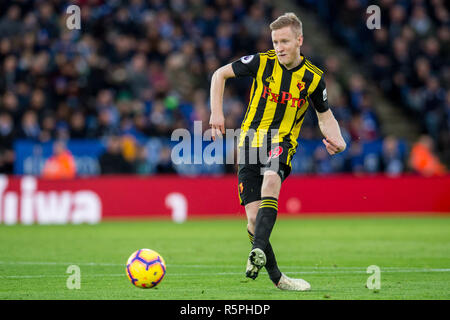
[0,176,102,225]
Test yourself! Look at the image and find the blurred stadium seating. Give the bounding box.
[0,0,448,177]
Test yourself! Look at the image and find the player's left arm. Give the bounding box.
[316,109,346,155]
[309,76,347,155]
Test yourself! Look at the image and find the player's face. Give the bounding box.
[272,26,303,68]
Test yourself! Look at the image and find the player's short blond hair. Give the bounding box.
[269,12,303,37]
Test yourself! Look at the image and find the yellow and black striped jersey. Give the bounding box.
[231,49,329,151]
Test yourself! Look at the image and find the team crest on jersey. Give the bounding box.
[240,55,254,64]
[297,81,305,92]
[239,182,244,193]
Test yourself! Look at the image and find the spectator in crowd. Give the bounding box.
[380,135,405,176]
[155,145,177,174]
[134,145,152,175]
[343,141,364,174]
[0,112,15,173]
[121,135,138,164]
[0,5,22,38]
[0,112,14,151]
[18,110,40,140]
[41,140,76,179]
[39,112,57,142]
[313,146,334,175]
[409,135,446,176]
[69,110,88,139]
[99,135,133,174]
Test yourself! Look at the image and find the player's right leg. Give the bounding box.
[276,273,311,291]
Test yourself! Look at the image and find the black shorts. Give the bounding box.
[237,142,293,206]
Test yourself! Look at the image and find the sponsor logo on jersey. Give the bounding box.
[261,85,306,109]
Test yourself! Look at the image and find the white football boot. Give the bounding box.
[276,273,311,291]
[245,248,266,280]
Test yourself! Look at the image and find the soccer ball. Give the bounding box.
[126,249,166,288]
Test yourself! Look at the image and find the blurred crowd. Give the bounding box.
[300,0,449,168]
[0,0,447,177]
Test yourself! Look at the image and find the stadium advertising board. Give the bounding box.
[0,175,448,225]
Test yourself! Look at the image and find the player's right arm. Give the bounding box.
[209,64,236,141]
[210,54,261,141]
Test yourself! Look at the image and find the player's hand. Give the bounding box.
[322,137,346,155]
[209,113,225,141]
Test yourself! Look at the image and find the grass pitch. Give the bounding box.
[0,216,449,300]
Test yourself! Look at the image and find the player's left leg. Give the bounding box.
[251,170,281,252]
[238,165,282,283]
[245,201,282,284]
[247,170,281,277]
[247,143,289,280]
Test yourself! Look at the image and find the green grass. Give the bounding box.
[0,217,449,300]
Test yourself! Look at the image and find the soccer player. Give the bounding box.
[209,13,346,291]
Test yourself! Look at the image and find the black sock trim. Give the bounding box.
[247,229,254,244]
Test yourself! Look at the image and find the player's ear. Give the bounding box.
[298,35,303,47]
